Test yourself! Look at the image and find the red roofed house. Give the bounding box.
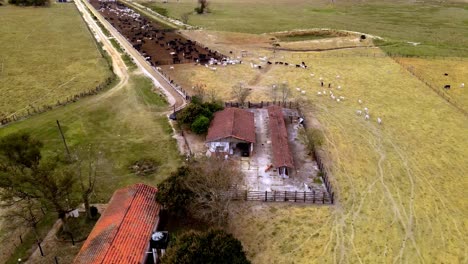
[74,183,160,264]
[206,108,256,157]
[268,105,294,177]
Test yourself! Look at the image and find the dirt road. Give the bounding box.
[78,0,187,111]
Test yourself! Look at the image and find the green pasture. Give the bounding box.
[0,3,113,118]
[0,74,181,202]
[140,0,468,57]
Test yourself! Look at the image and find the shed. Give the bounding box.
[268,105,294,177]
[206,108,256,157]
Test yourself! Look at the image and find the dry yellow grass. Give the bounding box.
[222,48,467,263]
[396,57,468,113]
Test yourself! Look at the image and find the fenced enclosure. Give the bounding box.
[230,189,334,204]
[225,101,299,109]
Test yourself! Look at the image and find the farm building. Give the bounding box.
[268,105,294,177]
[74,183,162,264]
[206,108,256,157]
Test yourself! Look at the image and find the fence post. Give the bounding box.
[38,242,44,256]
[245,190,248,201]
[55,256,59,264]
[303,191,306,202]
[294,191,297,202]
[264,191,267,202]
[322,193,325,204]
[284,191,287,201]
[273,191,276,202]
[313,190,315,203]
[19,235,23,244]
[331,192,334,204]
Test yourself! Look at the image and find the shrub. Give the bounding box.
[161,229,251,264]
[191,115,210,134]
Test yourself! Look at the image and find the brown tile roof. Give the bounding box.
[206,108,256,143]
[74,183,160,264]
[268,106,294,169]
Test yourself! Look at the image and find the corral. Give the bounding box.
[90,0,223,65]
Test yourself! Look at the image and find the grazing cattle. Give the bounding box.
[296,64,301,68]
[301,90,306,94]
[336,98,340,102]
[356,110,362,115]
[336,75,340,79]
[337,85,342,90]
[321,81,324,87]
[461,83,465,88]
[267,61,272,65]
[365,114,370,120]
[169,66,174,70]
[328,83,331,88]
[296,87,301,91]
[317,92,322,96]
[339,96,345,100]
[358,99,363,104]
[285,62,289,66]
[364,107,369,113]
[377,117,382,125]
[444,85,451,90]
[310,73,315,77]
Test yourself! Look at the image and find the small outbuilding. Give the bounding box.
[268,105,294,177]
[206,108,256,157]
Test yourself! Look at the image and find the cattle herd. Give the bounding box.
[90,0,223,65]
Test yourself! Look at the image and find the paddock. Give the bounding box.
[89,0,224,65]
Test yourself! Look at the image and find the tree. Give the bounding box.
[279,82,291,104]
[75,149,99,220]
[161,229,250,264]
[191,115,210,134]
[155,166,194,215]
[195,0,208,14]
[0,132,78,230]
[180,12,191,24]
[156,159,242,226]
[231,82,251,106]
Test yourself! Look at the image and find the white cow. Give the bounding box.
[365,114,370,120]
[356,110,362,115]
[358,99,363,104]
[377,117,382,124]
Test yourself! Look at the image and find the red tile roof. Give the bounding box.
[206,108,256,143]
[74,183,160,264]
[268,106,294,168]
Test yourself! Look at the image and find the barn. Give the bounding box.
[206,108,256,157]
[268,105,294,177]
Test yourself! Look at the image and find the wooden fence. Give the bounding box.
[225,101,299,109]
[230,189,334,204]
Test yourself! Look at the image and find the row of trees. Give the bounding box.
[0,133,98,237]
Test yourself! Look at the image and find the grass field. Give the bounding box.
[396,57,468,112]
[140,0,468,57]
[0,3,113,118]
[222,48,468,263]
[0,73,180,202]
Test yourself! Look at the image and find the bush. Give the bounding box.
[176,100,223,134]
[194,7,203,14]
[191,115,210,134]
[161,229,251,264]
